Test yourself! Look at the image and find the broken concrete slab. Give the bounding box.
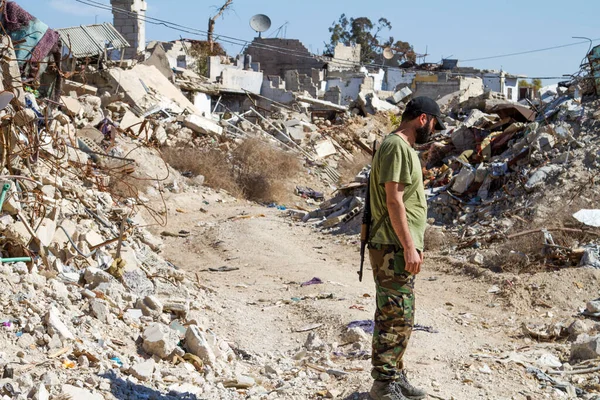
[63,79,98,97]
[388,87,412,105]
[45,306,74,340]
[296,95,348,112]
[185,325,216,366]
[60,96,83,117]
[314,139,337,159]
[106,64,201,114]
[184,114,223,136]
[120,111,144,136]
[35,218,57,247]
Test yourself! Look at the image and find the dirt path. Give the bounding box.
[144,191,598,399]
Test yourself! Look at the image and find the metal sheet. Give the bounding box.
[57,23,130,58]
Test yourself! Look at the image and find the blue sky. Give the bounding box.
[16,0,600,81]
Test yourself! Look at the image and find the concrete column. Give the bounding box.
[110,0,147,59]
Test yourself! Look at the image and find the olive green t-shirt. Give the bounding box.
[369,134,427,251]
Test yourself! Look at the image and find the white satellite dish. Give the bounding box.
[383,47,394,60]
[250,14,272,38]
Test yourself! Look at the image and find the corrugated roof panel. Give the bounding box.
[57,23,130,58]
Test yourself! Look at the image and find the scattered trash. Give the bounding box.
[209,266,240,273]
[301,277,323,287]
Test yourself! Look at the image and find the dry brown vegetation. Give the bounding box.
[163,139,301,203]
[337,152,370,184]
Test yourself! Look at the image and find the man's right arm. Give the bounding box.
[385,181,422,275]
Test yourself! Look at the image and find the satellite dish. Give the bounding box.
[383,47,394,60]
[250,14,272,38]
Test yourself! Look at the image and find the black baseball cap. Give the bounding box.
[405,96,446,130]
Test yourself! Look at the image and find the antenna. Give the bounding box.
[250,14,272,38]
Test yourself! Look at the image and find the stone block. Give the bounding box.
[142,323,179,359]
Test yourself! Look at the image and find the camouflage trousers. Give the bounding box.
[368,244,415,381]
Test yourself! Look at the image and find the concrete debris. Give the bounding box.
[570,334,600,361]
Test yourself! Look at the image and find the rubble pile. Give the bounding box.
[303,83,600,269]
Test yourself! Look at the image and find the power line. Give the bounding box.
[459,39,600,62]
[75,0,586,81]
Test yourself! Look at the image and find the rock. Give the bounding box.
[89,299,110,323]
[469,252,485,266]
[452,167,476,194]
[525,165,561,191]
[78,355,90,368]
[52,219,78,246]
[142,323,180,360]
[41,372,60,387]
[304,332,325,351]
[83,230,105,248]
[32,383,49,400]
[17,333,36,349]
[136,296,164,319]
[61,385,103,400]
[342,327,369,344]
[570,334,600,361]
[84,267,113,289]
[60,97,83,116]
[569,320,591,341]
[185,325,216,366]
[45,306,74,340]
[48,280,70,304]
[168,383,203,396]
[48,334,63,350]
[14,109,36,127]
[587,300,600,314]
[224,375,256,389]
[130,358,155,381]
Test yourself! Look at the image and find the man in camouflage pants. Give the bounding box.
[368,97,445,400]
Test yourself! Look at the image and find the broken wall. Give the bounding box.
[244,38,324,78]
[261,76,294,104]
[385,70,416,92]
[111,0,147,58]
[329,43,361,72]
[414,76,484,102]
[209,56,263,94]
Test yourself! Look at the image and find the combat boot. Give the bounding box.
[395,371,427,399]
[369,380,410,400]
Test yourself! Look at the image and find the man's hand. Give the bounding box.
[404,248,422,275]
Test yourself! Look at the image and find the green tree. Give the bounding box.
[519,79,543,92]
[325,14,415,64]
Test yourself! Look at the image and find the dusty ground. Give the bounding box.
[144,190,600,400]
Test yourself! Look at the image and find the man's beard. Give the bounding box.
[415,117,433,144]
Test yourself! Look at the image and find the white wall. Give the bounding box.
[326,76,365,105]
[385,70,417,92]
[221,69,263,94]
[482,73,502,93]
[194,93,212,116]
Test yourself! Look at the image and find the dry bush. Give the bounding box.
[337,152,370,184]
[163,140,300,203]
[231,138,300,203]
[424,226,455,252]
[162,147,241,197]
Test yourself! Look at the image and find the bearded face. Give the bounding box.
[415,115,434,144]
